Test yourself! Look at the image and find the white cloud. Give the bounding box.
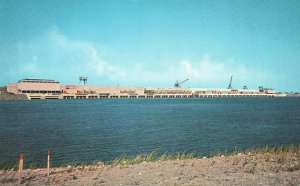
[24,63,39,73]
[14,28,128,82]
[12,28,272,88]
[160,56,271,88]
[177,57,267,82]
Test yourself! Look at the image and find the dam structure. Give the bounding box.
[6,78,276,100]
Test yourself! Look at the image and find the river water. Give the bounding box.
[0,98,299,167]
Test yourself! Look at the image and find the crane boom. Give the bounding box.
[179,79,189,84]
[174,78,189,88]
[227,76,233,89]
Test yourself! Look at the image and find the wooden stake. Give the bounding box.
[18,154,23,183]
[47,150,50,176]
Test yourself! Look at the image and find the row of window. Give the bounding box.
[21,90,62,94]
[20,81,60,84]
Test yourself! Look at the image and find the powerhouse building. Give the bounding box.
[7,78,276,100]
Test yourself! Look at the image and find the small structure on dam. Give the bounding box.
[6,78,276,100]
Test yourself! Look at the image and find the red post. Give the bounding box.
[19,154,24,183]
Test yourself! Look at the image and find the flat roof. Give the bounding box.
[18,79,60,83]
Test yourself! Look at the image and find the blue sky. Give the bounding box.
[0,0,299,91]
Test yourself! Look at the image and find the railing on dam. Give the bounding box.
[58,94,274,100]
[22,93,275,100]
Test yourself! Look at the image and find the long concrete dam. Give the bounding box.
[6,78,276,100]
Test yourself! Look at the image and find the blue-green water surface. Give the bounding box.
[0,98,299,167]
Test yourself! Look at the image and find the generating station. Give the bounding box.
[6,77,276,100]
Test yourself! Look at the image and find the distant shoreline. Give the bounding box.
[0,92,28,100]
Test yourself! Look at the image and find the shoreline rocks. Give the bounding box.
[0,92,28,100]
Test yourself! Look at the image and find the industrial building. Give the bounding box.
[6,78,276,100]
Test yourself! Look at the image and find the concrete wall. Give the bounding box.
[7,83,18,94]
[17,82,61,92]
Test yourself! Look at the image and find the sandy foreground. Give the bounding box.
[1,152,299,186]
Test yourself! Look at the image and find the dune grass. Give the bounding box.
[209,144,300,158]
[108,150,196,166]
[107,144,299,166]
[0,144,299,170]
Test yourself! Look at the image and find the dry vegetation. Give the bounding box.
[0,144,299,185]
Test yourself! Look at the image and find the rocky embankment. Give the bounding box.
[0,151,299,186]
[0,92,28,100]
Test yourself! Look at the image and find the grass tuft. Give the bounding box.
[209,144,299,158]
[109,150,195,166]
[0,144,299,170]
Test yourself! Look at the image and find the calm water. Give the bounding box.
[0,98,300,167]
